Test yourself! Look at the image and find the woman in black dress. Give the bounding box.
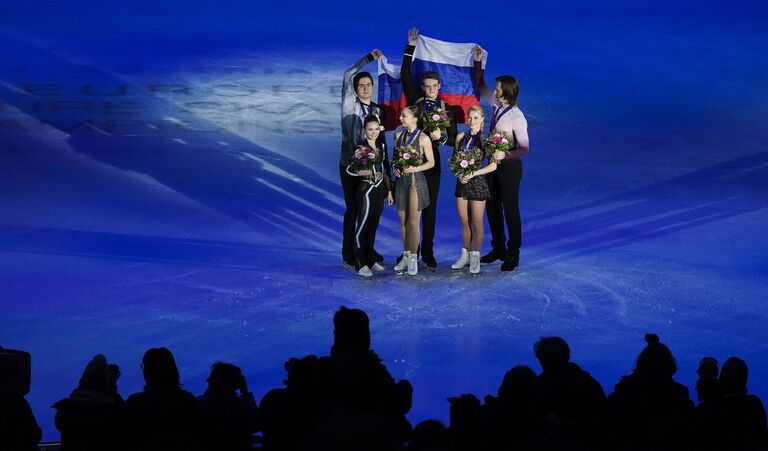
[451,106,497,274]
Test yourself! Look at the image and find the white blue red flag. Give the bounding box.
[377,34,488,130]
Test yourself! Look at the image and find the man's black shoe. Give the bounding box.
[500,257,519,272]
[373,250,384,263]
[480,250,505,264]
[423,254,437,269]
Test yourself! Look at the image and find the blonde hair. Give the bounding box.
[468,105,485,118]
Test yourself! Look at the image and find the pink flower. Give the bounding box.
[501,138,509,144]
[403,153,411,160]
[493,136,501,144]
[469,159,475,164]
[436,108,442,112]
[460,160,469,168]
[368,152,376,158]
[361,159,367,165]
[432,114,440,121]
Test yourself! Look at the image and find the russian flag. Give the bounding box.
[378,34,488,131]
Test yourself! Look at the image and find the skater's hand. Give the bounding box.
[460,174,473,184]
[371,49,382,60]
[473,45,483,62]
[394,166,402,177]
[386,191,394,206]
[493,150,506,162]
[408,27,419,46]
[358,169,372,176]
[429,129,441,141]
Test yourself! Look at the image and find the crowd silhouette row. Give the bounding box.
[2,306,766,451]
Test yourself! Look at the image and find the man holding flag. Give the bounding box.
[399,27,459,269]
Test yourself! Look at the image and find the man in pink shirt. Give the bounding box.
[472,46,530,271]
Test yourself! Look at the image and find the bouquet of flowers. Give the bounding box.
[483,130,512,164]
[350,145,380,173]
[420,106,452,134]
[392,144,423,172]
[450,148,482,177]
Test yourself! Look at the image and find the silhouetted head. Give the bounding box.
[697,357,719,380]
[635,334,677,378]
[283,355,319,389]
[408,419,449,451]
[498,365,539,400]
[206,362,243,394]
[332,306,370,352]
[719,357,748,396]
[77,354,112,392]
[142,347,180,390]
[534,336,571,371]
[448,393,481,429]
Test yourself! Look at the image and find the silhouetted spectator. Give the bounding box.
[606,334,694,451]
[260,355,321,451]
[448,394,481,451]
[695,357,720,404]
[197,362,259,451]
[52,354,124,450]
[483,365,549,450]
[123,347,202,451]
[408,419,450,451]
[533,336,606,449]
[0,394,41,451]
[0,346,41,451]
[261,307,412,451]
[694,357,768,450]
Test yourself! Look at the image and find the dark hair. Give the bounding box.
[142,347,180,390]
[534,336,570,368]
[421,71,440,83]
[353,71,374,90]
[635,334,677,378]
[332,306,370,351]
[363,115,380,127]
[495,75,519,106]
[206,362,243,393]
[498,365,538,401]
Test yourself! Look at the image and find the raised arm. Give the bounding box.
[472,46,493,104]
[401,27,423,106]
[341,50,379,118]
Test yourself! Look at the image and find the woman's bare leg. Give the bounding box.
[469,200,486,252]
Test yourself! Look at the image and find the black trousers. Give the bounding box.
[420,147,441,259]
[340,164,362,262]
[485,160,522,259]
[354,181,386,270]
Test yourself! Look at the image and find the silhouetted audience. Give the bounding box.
[11,311,768,451]
[533,336,606,449]
[260,306,412,451]
[123,347,202,451]
[52,354,123,450]
[197,362,259,451]
[606,334,694,451]
[694,356,768,450]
